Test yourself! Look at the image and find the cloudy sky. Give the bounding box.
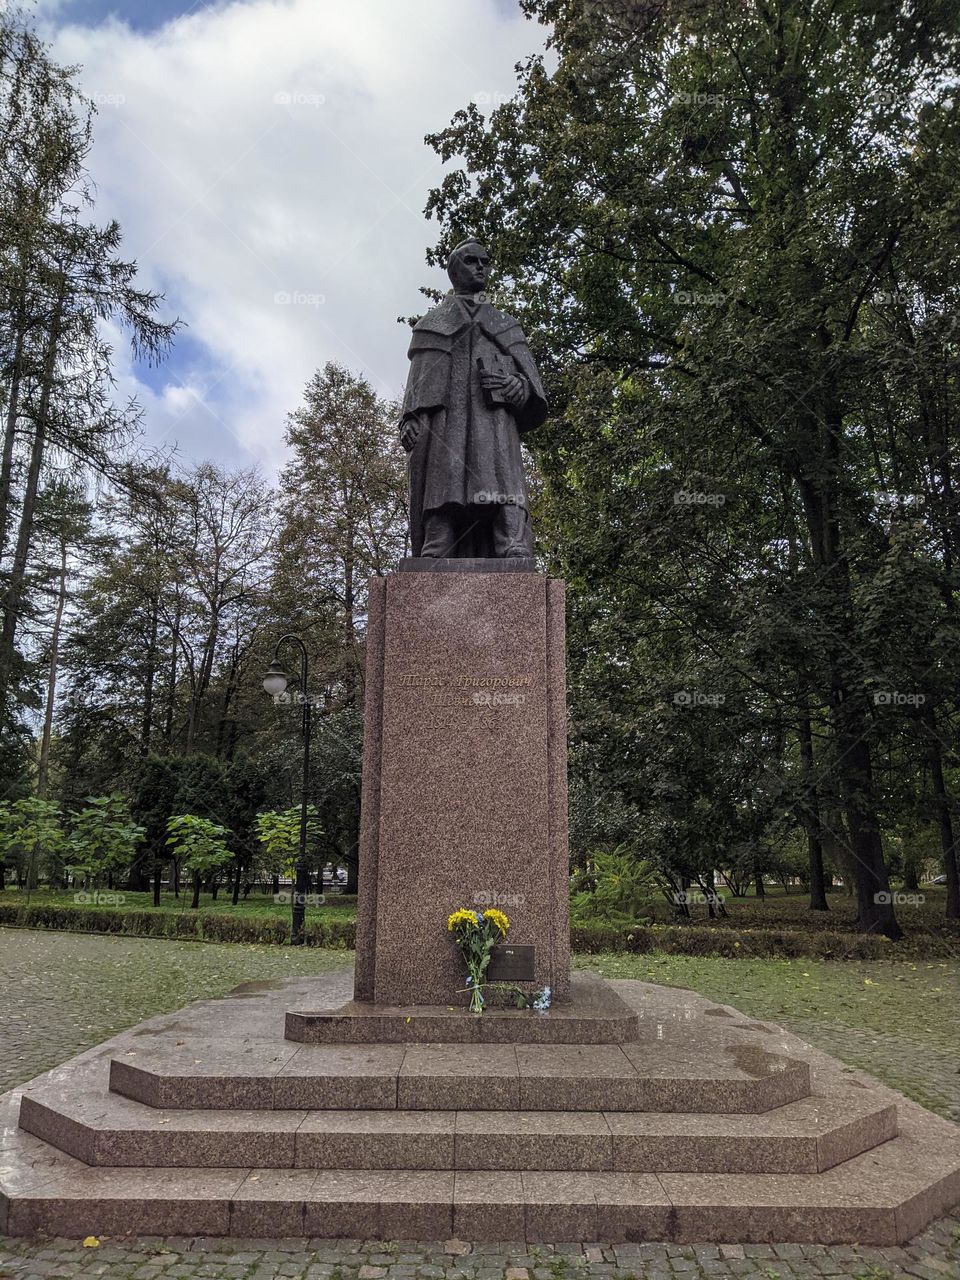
[35,0,547,475]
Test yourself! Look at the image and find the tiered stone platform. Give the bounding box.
[2,970,959,1243]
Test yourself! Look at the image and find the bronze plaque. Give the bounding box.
[486,943,536,982]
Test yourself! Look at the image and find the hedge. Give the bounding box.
[0,898,943,957]
[570,921,898,960]
[0,901,353,948]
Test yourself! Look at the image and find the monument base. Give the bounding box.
[5,971,959,1242]
[285,971,638,1044]
[354,569,570,1007]
[399,556,537,573]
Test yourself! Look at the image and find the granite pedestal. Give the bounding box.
[5,973,960,1242]
[353,569,570,1008]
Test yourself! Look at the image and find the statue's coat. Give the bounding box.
[401,294,547,556]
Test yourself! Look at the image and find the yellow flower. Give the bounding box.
[483,908,510,935]
[447,908,479,932]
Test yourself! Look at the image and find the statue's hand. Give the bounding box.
[479,371,527,407]
[501,374,527,406]
[400,414,422,452]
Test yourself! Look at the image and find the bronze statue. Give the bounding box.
[400,239,547,559]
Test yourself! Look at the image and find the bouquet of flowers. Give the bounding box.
[446,907,510,1013]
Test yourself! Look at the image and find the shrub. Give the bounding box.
[570,921,896,960]
[0,899,947,959]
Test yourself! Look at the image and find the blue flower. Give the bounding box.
[532,985,552,1012]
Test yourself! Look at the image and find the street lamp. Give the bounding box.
[262,634,312,946]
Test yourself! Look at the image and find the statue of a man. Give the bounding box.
[400,238,548,559]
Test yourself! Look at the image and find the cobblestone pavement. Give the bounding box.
[0,928,348,1093]
[765,1017,960,1123]
[579,956,960,1124]
[1,1217,958,1280]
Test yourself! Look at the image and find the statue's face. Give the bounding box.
[449,243,491,293]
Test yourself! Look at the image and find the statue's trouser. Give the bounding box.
[420,501,533,558]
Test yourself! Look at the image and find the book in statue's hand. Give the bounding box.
[476,354,513,409]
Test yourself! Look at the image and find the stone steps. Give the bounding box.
[284,972,640,1044]
[107,1040,813,1113]
[3,1115,959,1244]
[4,974,959,1245]
[18,1087,897,1174]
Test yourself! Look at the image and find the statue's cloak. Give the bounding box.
[401,294,547,555]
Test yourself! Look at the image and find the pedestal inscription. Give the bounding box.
[354,571,570,1006]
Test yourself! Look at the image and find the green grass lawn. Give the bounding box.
[575,951,960,1119]
[606,882,957,934]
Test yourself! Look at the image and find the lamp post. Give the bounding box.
[262,634,312,946]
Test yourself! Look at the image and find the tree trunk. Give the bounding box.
[341,858,355,894]
[191,874,201,909]
[141,593,159,756]
[798,707,828,911]
[215,640,239,758]
[922,706,960,919]
[232,858,242,905]
[796,453,900,939]
[153,863,161,907]
[186,608,220,753]
[0,319,26,558]
[903,859,920,893]
[37,534,69,797]
[834,718,899,935]
[0,278,65,710]
[163,594,182,746]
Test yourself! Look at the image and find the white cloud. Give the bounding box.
[47,0,546,474]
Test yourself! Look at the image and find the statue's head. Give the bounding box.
[447,238,491,294]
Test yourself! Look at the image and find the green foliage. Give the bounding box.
[570,846,659,924]
[67,795,143,886]
[254,806,323,878]
[0,798,65,890]
[165,814,232,878]
[420,0,960,932]
[570,922,894,961]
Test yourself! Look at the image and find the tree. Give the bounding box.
[67,794,144,890]
[254,805,324,889]
[276,362,406,700]
[0,796,64,892]
[165,814,232,909]
[32,480,94,797]
[421,0,960,936]
[0,9,179,743]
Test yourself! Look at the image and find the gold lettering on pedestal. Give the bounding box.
[395,672,533,689]
[390,672,535,726]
